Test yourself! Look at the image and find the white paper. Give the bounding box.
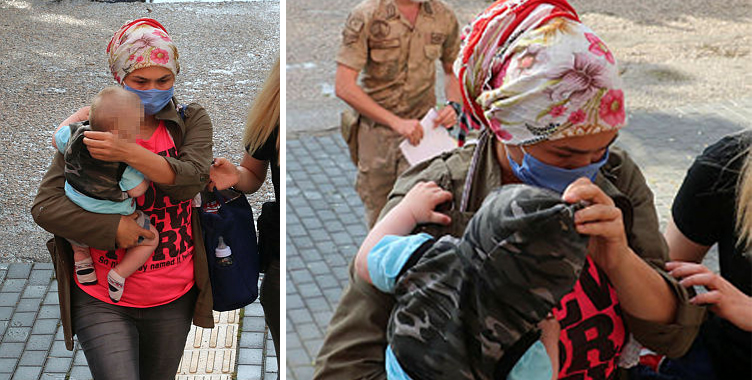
[399,108,458,166]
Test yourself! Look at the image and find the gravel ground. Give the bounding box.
[0,0,280,262]
[286,0,752,134]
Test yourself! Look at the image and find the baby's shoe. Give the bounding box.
[107,269,126,303]
[74,257,98,286]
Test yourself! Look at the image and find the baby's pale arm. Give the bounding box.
[354,181,452,284]
[120,166,148,198]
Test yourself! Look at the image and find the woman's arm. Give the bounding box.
[209,153,268,194]
[31,153,153,250]
[665,218,711,263]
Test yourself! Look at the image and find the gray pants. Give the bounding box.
[71,284,196,380]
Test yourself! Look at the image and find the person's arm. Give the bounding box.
[335,64,423,145]
[665,218,711,263]
[354,181,452,283]
[57,106,90,129]
[31,153,154,250]
[83,134,176,184]
[433,61,461,129]
[209,153,268,194]
[563,177,677,324]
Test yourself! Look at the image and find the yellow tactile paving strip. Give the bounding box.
[176,309,240,379]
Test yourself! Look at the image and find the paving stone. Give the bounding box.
[40,374,67,380]
[242,316,268,332]
[0,308,12,321]
[6,265,31,280]
[0,293,20,307]
[21,285,48,299]
[26,334,53,351]
[68,365,93,380]
[49,341,73,358]
[237,347,264,365]
[0,343,23,358]
[37,305,59,319]
[43,356,73,373]
[0,280,26,293]
[236,365,263,380]
[43,292,59,305]
[2,327,30,343]
[10,366,40,380]
[28,269,53,285]
[19,350,47,366]
[0,358,16,373]
[9,312,35,327]
[16,298,41,313]
[239,332,265,349]
[32,319,58,335]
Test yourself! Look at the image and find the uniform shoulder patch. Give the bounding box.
[369,20,390,39]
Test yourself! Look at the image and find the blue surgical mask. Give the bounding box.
[507,147,609,194]
[124,84,174,115]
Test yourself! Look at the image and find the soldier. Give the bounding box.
[335,0,462,228]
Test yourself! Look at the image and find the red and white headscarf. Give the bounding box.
[456,0,626,145]
[107,18,180,84]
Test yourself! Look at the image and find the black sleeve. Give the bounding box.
[249,128,278,163]
[672,133,750,246]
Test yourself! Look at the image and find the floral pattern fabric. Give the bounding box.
[455,0,626,146]
[107,18,180,84]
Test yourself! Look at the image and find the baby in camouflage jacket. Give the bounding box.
[355,182,590,380]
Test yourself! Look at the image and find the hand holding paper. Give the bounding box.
[399,108,458,167]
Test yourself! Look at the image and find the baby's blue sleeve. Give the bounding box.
[54,126,71,154]
[367,233,432,293]
[119,166,146,192]
[507,341,553,380]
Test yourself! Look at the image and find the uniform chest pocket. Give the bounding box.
[368,38,401,80]
[424,44,441,61]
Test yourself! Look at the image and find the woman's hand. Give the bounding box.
[434,105,457,129]
[116,213,155,249]
[208,157,240,191]
[83,131,136,162]
[562,177,630,272]
[667,261,752,331]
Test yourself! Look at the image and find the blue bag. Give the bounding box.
[197,188,260,311]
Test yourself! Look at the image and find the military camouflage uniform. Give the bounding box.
[314,130,706,380]
[64,122,129,202]
[337,0,460,227]
[387,184,589,380]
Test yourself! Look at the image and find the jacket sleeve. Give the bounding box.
[610,149,706,358]
[159,103,213,201]
[31,152,120,251]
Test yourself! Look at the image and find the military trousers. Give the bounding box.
[355,118,410,228]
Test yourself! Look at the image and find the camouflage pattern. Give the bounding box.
[387,184,589,380]
[64,122,129,202]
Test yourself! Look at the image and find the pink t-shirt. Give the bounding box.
[553,256,628,380]
[78,121,195,307]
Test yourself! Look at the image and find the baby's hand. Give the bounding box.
[399,181,453,226]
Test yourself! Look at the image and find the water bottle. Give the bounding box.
[215,236,233,267]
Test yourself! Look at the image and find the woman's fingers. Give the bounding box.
[666,261,711,279]
[563,177,614,207]
[678,272,718,289]
[690,290,722,306]
[574,204,621,224]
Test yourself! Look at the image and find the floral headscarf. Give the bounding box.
[455,0,626,145]
[107,18,180,85]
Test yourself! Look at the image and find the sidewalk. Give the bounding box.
[285,97,752,379]
[0,264,276,380]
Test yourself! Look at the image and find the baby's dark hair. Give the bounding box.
[88,86,141,132]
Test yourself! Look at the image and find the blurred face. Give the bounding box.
[111,105,144,143]
[123,66,174,91]
[506,130,618,170]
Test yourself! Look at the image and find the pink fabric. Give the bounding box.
[107,18,180,84]
[552,256,628,379]
[78,121,195,307]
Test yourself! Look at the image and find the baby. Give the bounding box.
[355,182,590,380]
[52,86,158,303]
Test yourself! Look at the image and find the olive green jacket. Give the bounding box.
[31,100,215,350]
[314,131,706,380]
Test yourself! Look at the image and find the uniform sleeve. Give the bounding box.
[440,4,461,65]
[119,166,146,192]
[609,148,705,358]
[335,7,369,71]
[159,103,213,201]
[54,126,71,154]
[368,233,433,293]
